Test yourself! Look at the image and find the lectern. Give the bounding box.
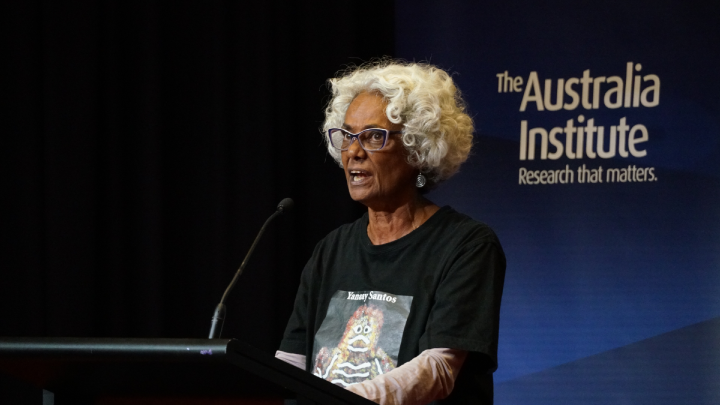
[0,337,374,405]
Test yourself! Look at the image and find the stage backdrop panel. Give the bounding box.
[395,1,720,403]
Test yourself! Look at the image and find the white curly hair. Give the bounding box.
[322,60,474,187]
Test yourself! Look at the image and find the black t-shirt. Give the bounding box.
[280,206,506,404]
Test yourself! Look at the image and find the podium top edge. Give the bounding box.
[0,337,234,359]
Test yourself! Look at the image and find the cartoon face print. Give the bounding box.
[314,304,396,387]
[341,305,383,354]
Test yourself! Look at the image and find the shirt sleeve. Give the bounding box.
[346,348,467,405]
[275,350,307,370]
[419,239,506,370]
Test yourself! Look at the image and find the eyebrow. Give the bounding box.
[341,123,386,131]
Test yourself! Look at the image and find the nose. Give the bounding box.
[345,136,367,159]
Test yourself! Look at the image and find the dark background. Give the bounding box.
[2,1,394,353]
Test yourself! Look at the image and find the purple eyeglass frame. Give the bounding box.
[327,128,403,151]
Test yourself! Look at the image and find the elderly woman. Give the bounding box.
[276,62,506,405]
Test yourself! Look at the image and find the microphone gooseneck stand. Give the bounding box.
[208,198,294,339]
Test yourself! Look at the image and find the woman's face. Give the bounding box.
[341,92,417,209]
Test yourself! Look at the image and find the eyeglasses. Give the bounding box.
[328,128,402,151]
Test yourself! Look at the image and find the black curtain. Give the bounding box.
[2,1,394,353]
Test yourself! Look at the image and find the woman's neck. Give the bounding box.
[366,196,440,245]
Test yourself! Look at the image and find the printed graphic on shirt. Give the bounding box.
[313,290,413,387]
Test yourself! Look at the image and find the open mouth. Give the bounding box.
[349,170,370,183]
[347,334,370,352]
[348,335,370,345]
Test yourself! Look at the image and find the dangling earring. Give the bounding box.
[416,173,427,188]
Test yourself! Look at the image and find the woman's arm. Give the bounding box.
[346,348,467,405]
[277,348,466,405]
[275,350,306,370]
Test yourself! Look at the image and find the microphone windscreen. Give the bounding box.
[277,198,294,213]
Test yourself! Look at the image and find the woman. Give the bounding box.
[276,61,506,405]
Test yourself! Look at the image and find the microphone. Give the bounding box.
[277,197,294,213]
[208,198,294,339]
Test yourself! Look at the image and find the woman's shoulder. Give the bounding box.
[313,213,368,250]
[429,206,501,245]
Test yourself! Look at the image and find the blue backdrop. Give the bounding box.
[395,1,720,403]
